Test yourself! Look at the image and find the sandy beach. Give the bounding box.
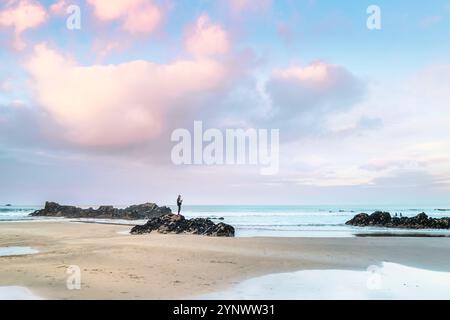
[1,221,450,299]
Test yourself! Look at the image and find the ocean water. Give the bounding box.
[2,205,450,237]
[0,206,42,221]
[178,205,450,237]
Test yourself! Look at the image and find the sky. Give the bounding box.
[0,0,450,206]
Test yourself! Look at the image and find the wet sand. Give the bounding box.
[1,221,450,299]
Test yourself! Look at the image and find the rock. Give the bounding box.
[4,204,12,207]
[30,201,172,220]
[208,216,225,220]
[346,211,392,227]
[130,214,235,237]
[346,213,370,226]
[370,211,392,225]
[346,211,450,229]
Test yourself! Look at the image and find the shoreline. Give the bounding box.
[355,233,450,238]
[4,216,450,239]
[1,221,450,299]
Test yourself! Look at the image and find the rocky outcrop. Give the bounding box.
[30,201,171,220]
[346,211,450,229]
[130,214,235,237]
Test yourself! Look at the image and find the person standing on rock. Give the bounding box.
[177,195,183,215]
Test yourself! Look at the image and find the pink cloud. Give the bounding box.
[274,63,329,81]
[185,15,230,58]
[123,2,162,34]
[87,0,162,34]
[25,43,230,147]
[87,0,142,20]
[272,62,354,90]
[49,0,70,16]
[0,0,48,50]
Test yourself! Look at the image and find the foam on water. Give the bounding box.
[200,262,450,300]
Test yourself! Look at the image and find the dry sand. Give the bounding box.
[1,221,450,299]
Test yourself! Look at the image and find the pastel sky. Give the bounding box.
[1,0,450,206]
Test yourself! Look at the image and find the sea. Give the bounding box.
[2,204,450,238]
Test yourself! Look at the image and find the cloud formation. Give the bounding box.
[185,15,230,58]
[1,1,449,204]
[279,63,450,189]
[87,0,162,34]
[50,0,70,16]
[25,43,230,147]
[0,0,47,50]
[261,62,365,136]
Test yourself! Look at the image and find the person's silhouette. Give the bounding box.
[177,195,183,215]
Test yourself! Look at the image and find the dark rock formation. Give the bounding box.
[30,201,171,220]
[130,214,235,237]
[346,211,450,229]
[207,216,225,220]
